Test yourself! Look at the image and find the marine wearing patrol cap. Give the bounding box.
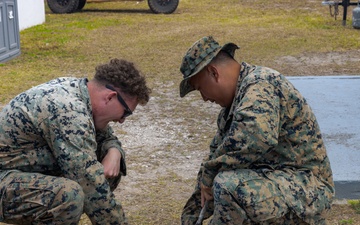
[179,36,239,97]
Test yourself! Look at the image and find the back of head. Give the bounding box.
[210,50,236,67]
[94,58,151,105]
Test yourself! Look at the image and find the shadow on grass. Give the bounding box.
[80,9,153,14]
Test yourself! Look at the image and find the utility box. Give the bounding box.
[0,0,20,63]
[353,3,360,29]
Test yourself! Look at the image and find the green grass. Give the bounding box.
[0,0,359,103]
[340,219,355,225]
[349,200,360,214]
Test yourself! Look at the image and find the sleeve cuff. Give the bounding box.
[201,167,217,187]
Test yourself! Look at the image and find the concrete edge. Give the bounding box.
[333,180,360,204]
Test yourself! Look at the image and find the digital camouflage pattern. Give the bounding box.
[181,62,335,224]
[0,77,128,224]
[0,172,85,225]
[179,36,239,98]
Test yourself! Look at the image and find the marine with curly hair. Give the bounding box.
[178,36,335,224]
[0,58,151,225]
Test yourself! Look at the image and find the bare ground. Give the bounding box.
[274,50,360,76]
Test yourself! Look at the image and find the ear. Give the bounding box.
[208,65,219,82]
[105,91,117,104]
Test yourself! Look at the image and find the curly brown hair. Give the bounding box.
[94,58,151,105]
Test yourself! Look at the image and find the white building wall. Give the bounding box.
[17,0,45,31]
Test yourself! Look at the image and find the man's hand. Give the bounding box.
[101,147,121,178]
[200,183,213,207]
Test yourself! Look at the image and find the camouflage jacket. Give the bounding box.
[200,62,334,220]
[0,77,127,224]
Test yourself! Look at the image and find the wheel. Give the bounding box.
[77,0,87,10]
[147,0,179,14]
[47,0,80,14]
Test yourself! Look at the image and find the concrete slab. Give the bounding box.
[287,75,360,199]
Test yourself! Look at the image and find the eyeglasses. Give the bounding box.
[105,84,133,119]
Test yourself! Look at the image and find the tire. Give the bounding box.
[77,0,87,10]
[47,0,80,14]
[147,0,179,14]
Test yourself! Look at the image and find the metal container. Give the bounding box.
[0,0,21,63]
[353,2,360,29]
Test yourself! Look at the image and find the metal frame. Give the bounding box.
[322,0,358,25]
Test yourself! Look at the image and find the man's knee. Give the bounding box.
[30,178,85,224]
[212,170,289,223]
[28,180,85,224]
[51,179,85,215]
[1,174,85,224]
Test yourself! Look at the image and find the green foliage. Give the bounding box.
[349,200,360,214]
[339,218,355,225]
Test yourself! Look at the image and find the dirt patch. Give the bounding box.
[274,50,360,76]
[112,83,220,213]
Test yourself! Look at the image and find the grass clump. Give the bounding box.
[340,219,355,225]
[349,200,360,214]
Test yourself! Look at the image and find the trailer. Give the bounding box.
[47,0,179,14]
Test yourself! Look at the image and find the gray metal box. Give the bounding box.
[353,5,360,29]
[0,0,20,63]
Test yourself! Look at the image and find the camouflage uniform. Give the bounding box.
[179,37,335,224]
[0,77,128,225]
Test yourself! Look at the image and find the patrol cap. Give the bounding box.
[179,36,239,98]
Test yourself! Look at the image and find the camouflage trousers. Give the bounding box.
[182,169,331,225]
[0,171,85,225]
